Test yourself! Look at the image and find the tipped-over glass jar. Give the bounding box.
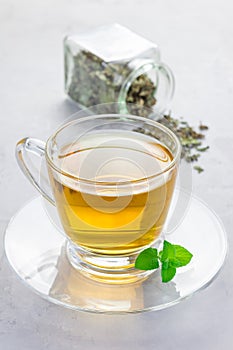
[64,23,175,119]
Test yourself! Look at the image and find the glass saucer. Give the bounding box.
[4,190,227,314]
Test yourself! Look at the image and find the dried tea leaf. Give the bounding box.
[199,123,209,130]
[194,165,204,173]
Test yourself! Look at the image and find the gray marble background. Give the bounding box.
[1,0,233,349]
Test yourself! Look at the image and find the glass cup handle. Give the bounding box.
[157,62,175,109]
[16,137,55,206]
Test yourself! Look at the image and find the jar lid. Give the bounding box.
[69,23,158,63]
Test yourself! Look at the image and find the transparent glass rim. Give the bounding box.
[45,113,181,185]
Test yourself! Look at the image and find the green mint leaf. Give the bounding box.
[160,240,176,262]
[173,245,193,267]
[134,240,193,283]
[160,241,192,268]
[159,241,193,282]
[169,257,184,268]
[162,260,169,269]
[161,265,176,283]
[135,248,159,270]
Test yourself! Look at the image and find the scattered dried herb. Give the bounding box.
[65,50,156,117]
[199,123,209,131]
[196,146,210,152]
[186,154,200,163]
[193,166,204,174]
[158,114,209,172]
[134,114,209,172]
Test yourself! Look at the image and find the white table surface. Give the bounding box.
[1,0,233,349]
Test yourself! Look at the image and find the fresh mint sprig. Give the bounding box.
[135,240,193,283]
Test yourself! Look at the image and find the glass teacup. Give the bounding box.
[16,114,181,283]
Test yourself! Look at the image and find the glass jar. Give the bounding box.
[64,24,175,119]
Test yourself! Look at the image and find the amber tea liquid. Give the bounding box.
[49,131,177,255]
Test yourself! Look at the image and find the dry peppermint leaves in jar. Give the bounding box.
[64,24,174,119]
